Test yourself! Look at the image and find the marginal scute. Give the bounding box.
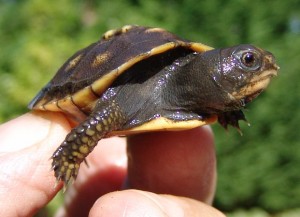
[44,100,62,112]
[71,86,99,110]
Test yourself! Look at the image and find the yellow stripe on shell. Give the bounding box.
[33,99,49,110]
[42,100,61,112]
[102,25,136,40]
[189,42,214,52]
[65,54,83,71]
[145,27,166,33]
[71,87,99,110]
[91,41,184,96]
[121,25,136,33]
[102,29,118,40]
[40,96,87,121]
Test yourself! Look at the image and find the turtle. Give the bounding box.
[28,25,279,186]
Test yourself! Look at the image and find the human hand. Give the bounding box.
[0,111,225,217]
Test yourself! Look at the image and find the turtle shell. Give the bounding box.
[29,25,215,129]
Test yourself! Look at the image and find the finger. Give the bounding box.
[0,111,70,217]
[89,190,225,217]
[58,126,216,216]
[126,126,216,204]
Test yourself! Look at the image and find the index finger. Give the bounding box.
[127,126,216,204]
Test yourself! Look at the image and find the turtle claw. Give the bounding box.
[218,110,248,134]
[51,153,80,190]
[84,159,89,167]
[62,177,74,193]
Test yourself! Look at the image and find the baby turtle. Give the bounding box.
[28,25,279,186]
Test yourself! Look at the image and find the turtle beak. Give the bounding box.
[264,53,279,76]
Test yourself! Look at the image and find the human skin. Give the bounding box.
[0,111,225,217]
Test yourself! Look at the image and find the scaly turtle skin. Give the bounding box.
[28,25,279,186]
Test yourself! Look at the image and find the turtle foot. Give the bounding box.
[218,110,249,133]
[51,141,82,187]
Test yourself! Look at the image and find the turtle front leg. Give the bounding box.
[51,100,125,187]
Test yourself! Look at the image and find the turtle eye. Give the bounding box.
[239,51,261,71]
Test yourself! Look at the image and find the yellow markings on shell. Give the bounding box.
[121,25,135,33]
[42,100,61,112]
[65,54,83,71]
[103,25,136,40]
[92,52,110,68]
[36,96,87,122]
[90,41,183,97]
[145,27,165,33]
[189,42,214,52]
[102,29,117,40]
[150,41,180,55]
[90,53,149,95]
[71,86,99,109]
[58,96,87,121]
[31,98,48,110]
[108,115,218,136]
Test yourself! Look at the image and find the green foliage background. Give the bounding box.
[0,0,299,215]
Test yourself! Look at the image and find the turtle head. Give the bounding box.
[163,44,278,114]
[213,44,279,107]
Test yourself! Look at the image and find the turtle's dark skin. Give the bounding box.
[28,25,279,186]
